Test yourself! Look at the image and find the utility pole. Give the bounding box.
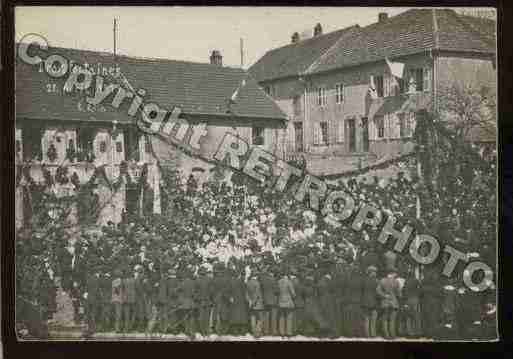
[240,38,244,68]
[113,18,117,59]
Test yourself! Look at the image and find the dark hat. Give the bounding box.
[366,265,378,274]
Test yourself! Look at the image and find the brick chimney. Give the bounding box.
[314,23,323,36]
[291,32,300,44]
[210,50,222,66]
[378,12,388,23]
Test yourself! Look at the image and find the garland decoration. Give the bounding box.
[55,166,70,185]
[47,144,58,163]
[70,172,81,190]
[42,166,54,188]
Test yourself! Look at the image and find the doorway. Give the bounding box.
[347,118,356,153]
[294,122,303,152]
[361,117,369,152]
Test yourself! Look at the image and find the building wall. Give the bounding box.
[436,52,496,92]
[260,53,433,160]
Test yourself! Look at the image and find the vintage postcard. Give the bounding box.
[13,6,497,341]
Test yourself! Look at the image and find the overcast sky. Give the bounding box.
[15,6,492,69]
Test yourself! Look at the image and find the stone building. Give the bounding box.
[15,46,287,228]
[249,9,496,176]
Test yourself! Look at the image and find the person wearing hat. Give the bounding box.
[259,266,279,336]
[229,268,250,335]
[123,267,137,332]
[133,265,148,331]
[401,269,422,338]
[361,265,379,338]
[176,267,197,336]
[277,268,296,337]
[165,267,181,333]
[210,262,233,335]
[111,268,124,333]
[420,270,443,339]
[341,264,364,338]
[195,266,214,335]
[246,269,264,337]
[290,269,306,335]
[98,267,113,332]
[84,268,102,336]
[376,268,401,339]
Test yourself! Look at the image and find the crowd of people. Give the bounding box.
[16,150,497,340]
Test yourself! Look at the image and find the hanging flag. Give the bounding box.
[368,75,378,99]
[385,57,405,79]
[230,78,246,103]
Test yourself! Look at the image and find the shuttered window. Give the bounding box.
[320,122,328,145]
[336,120,344,143]
[423,66,432,92]
[376,115,385,139]
[313,123,320,145]
[375,75,384,98]
[317,87,327,106]
[335,83,344,103]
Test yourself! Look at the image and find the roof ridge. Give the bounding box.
[262,24,360,55]
[31,43,245,71]
[305,25,362,75]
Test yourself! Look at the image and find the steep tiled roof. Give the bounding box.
[312,9,437,73]
[250,9,496,80]
[248,25,360,82]
[313,9,495,74]
[16,46,287,124]
[435,9,495,53]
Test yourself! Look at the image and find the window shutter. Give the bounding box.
[337,121,344,143]
[386,114,392,139]
[313,123,319,145]
[409,112,416,136]
[423,66,431,92]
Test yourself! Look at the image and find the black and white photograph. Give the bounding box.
[13,6,497,341]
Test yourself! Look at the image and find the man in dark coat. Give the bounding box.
[361,265,379,338]
[123,268,136,332]
[402,271,422,337]
[376,268,401,339]
[259,268,279,336]
[420,271,443,338]
[195,267,213,335]
[111,269,124,333]
[246,269,264,337]
[84,270,102,335]
[229,269,249,335]
[134,266,148,331]
[341,266,364,337]
[165,268,181,333]
[290,272,306,336]
[211,263,234,335]
[176,268,197,336]
[277,269,296,337]
[99,271,112,331]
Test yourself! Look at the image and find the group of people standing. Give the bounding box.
[81,258,496,339]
